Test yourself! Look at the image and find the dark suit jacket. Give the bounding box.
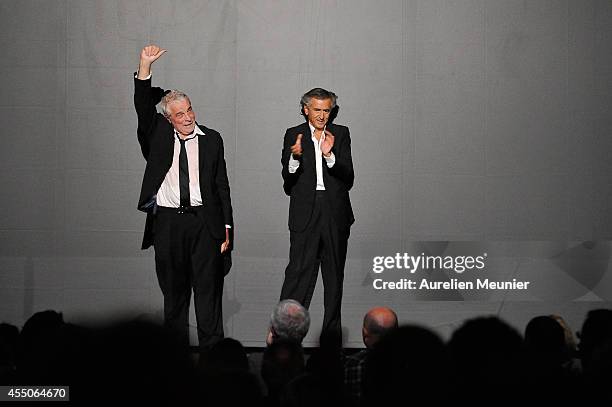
[281,122,355,232]
[134,75,233,250]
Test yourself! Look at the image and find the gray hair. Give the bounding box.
[160,89,190,118]
[270,300,310,344]
[300,88,338,112]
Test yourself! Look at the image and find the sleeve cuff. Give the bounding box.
[135,72,152,80]
[288,155,300,173]
[324,152,336,167]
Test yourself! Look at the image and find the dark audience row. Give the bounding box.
[1,302,610,405]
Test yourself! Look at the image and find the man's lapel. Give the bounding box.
[197,124,208,182]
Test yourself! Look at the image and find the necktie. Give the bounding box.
[178,138,190,207]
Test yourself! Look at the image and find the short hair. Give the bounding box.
[270,300,310,344]
[160,89,190,118]
[300,88,338,112]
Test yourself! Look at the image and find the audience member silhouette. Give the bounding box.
[196,336,263,405]
[524,315,577,404]
[280,372,325,407]
[200,337,249,372]
[578,309,612,404]
[3,307,611,405]
[17,310,65,384]
[0,322,19,383]
[87,319,195,403]
[448,316,524,406]
[525,315,568,368]
[304,329,347,406]
[363,325,449,406]
[550,314,578,357]
[262,339,305,406]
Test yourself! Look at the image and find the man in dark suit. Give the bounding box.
[134,45,233,350]
[280,88,355,342]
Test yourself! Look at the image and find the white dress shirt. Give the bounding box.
[135,72,231,229]
[288,123,335,190]
[156,126,205,207]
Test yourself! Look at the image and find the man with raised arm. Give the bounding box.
[280,88,355,344]
[134,45,233,351]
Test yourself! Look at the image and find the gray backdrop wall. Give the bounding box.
[1,0,611,347]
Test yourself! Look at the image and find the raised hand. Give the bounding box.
[137,44,167,79]
[321,130,334,157]
[291,134,303,158]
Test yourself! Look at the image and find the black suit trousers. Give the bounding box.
[153,209,224,350]
[280,191,349,337]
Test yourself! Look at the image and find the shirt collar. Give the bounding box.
[174,123,205,141]
[308,122,326,140]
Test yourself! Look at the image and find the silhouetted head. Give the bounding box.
[525,315,567,364]
[363,325,448,405]
[0,323,19,368]
[20,310,64,349]
[89,319,193,403]
[201,337,249,372]
[448,315,525,403]
[18,310,65,379]
[578,309,612,376]
[550,314,578,354]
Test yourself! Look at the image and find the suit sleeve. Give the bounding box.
[327,127,354,190]
[215,135,234,227]
[133,74,166,160]
[281,129,301,196]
